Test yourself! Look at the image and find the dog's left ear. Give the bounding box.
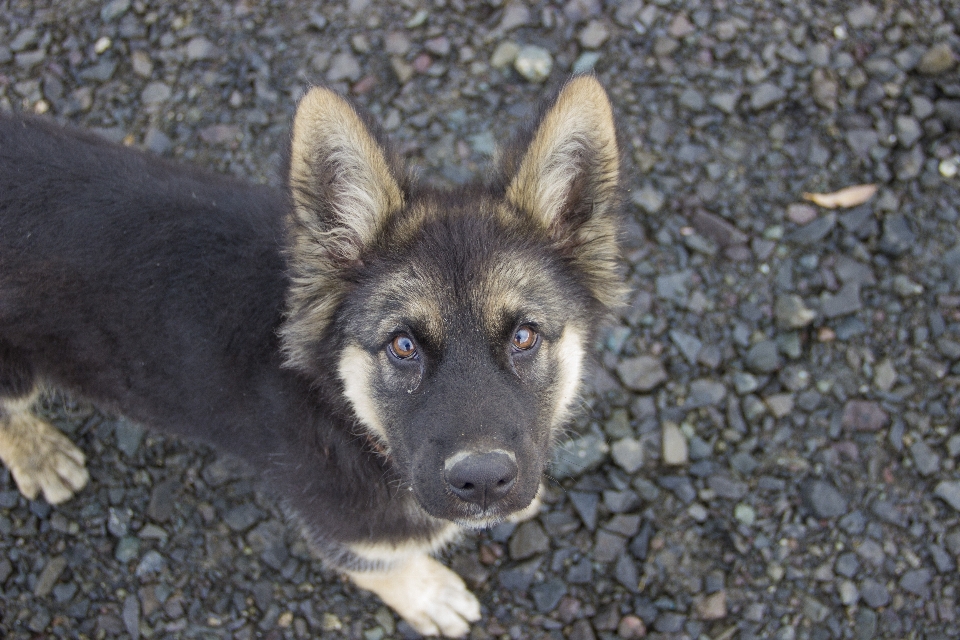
[501,76,625,310]
[288,87,406,263]
[282,87,407,370]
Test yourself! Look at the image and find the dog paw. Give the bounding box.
[0,413,89,504]
[347,554,481,637]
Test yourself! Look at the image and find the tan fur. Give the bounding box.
[505,77,618,227]
[282,87,406,370]
[550,325,586,429]
[289,87,404,257]
[338,343,390,447]
[345,552,479,637]
[0,391,89,504]
[503,76,627,311]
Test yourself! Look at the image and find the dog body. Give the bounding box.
[0,77,621,636]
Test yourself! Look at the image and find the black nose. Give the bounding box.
[445,451,518,507]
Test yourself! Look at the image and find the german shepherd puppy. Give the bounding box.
[0,76,622,637]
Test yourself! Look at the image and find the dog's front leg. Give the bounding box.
[345,552,481,637]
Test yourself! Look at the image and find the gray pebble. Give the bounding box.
[617,355,667,391]
[514,46,552,83]
[223,503,264,532]
[802,480,848,518]
[509,520,550,560]
[909,439,940,476]
[858,578,890,608]
[745,340,780,373]
[750,83,786,111]
[934,480,960,512]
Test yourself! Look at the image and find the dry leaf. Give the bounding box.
[802,184,877,209]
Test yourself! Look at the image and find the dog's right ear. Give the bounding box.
[282,87,407,370]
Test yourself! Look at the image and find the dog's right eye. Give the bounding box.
[389,334,418,360]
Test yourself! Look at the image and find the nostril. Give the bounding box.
[444,450,518,507]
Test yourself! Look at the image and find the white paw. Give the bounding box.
[347,553,481,637]
[0,412,89,504]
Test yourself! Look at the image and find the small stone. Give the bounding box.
[141,82,171,105]
[696,591,727,620]
[135,550,165,577]
[838,580,860,605]
[531,578,567,612]
[802,480,848,518]
[668,12,696,38]
[846,129,879,158]
[670,330,702,364]
[846,4,878,28]
[631,186,665,214]
[568,491,599,530]
[147,480,178,522]
[185,37,217,61]
[709,91,740,114]
[733,372,760,395]
[745,340,781,373]
[842,400,889,431]
[686,379,726,408]
[787,203,817,225]
[497,3,531,32]
[509,521,550,560]
[514,46,552,83]
[130,49,153,78]
[490,41,520,68]
[764,393,794,418]
[917,43,957,75]
[734,503,755,525]
[859,578,890,608]
[775,294,815,329]
[614,554,639,592]
[572,51,602,74]
[934,481,960,511]
[100,0,131,21]
[751,83,786,111]
[617,355,668,391]
[551,433,608,478]
[654,612,686,634]
[592,530,627,563]
[224,503,264,532]
[123,595,140,640]
[662,423,688,466]
[33,556,67,597]
[874,360,897,391]
[114,418,145,457]
[910,439,940,476]
[578,20,610,49]
[199,124,241,145]
[899,568,931,598]
[617,615,646,639]
[115,536,140,562]
[895,115,922,148]
[327,52,362,82]
[611,438,644,474]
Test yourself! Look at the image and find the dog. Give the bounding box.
[0,75,623,637]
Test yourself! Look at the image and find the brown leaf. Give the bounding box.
[802,184,877,209]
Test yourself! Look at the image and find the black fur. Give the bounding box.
[0,114,444,569]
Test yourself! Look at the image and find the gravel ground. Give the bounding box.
[2,1,960,639]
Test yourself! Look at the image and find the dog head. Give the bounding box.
[281,77,623,527]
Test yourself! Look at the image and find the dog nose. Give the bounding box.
[444,450,518,507]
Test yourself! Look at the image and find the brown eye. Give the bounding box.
[512,325,538,351]
[390,334,417,359]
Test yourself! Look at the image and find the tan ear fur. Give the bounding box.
[505,76,619,231]
[289,87,405,261]
[503,76,626,311]
[282,87,406,371]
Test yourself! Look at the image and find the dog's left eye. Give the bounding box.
[389,334,418,360]
[512,325,539,351]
